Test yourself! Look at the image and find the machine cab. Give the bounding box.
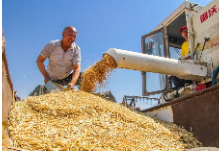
[142,1,204,96]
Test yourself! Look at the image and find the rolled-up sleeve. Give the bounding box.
[73,46,81,65]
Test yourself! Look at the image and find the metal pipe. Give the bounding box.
[105,48,208,81]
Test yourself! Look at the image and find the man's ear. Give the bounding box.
[62,32,65,38]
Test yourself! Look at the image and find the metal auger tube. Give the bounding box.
[105,48,208,81]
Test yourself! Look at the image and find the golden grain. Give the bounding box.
[80,54,117,92]
[8,90,201,150]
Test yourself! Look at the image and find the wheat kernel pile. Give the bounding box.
[80,54,117,93]
[8,90,201,150]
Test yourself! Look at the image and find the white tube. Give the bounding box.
[105,48,208,81]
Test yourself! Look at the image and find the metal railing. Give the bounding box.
[122,95,160,110]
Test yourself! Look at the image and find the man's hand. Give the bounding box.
[67,82,74,90]
[44,75,51,84]
[37,55,51,84]
[69,65,81,90]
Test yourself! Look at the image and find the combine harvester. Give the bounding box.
[105,0,219,147]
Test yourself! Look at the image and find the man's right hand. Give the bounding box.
[44,76,51,84]
[37,55,51,84]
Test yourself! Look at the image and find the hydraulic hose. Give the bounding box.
[212,66,219,86]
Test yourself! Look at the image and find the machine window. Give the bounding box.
[144,31,167,93]
[169,46,181,59]
[144,32,164,56]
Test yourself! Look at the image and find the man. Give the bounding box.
[170,25,192,89]
[37,26,81,90]
[179,26,189,57]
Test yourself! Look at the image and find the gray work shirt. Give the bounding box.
[40,39,81,80]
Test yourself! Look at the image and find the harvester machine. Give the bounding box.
[105,0,219,147]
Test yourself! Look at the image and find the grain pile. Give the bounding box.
[8,90,201,150]
[80,54,117,93]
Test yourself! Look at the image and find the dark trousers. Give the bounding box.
[170,76,192,89]
[52,73,73,86]
[52,72,82,86]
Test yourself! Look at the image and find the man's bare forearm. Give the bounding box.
[37,60,48,78]
[70,68,81,85]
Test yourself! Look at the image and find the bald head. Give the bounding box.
[63,26,77,33]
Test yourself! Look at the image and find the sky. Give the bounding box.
[2,0,213,110]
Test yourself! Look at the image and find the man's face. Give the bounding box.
[181,29,187,39]
[62,28,77,46]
